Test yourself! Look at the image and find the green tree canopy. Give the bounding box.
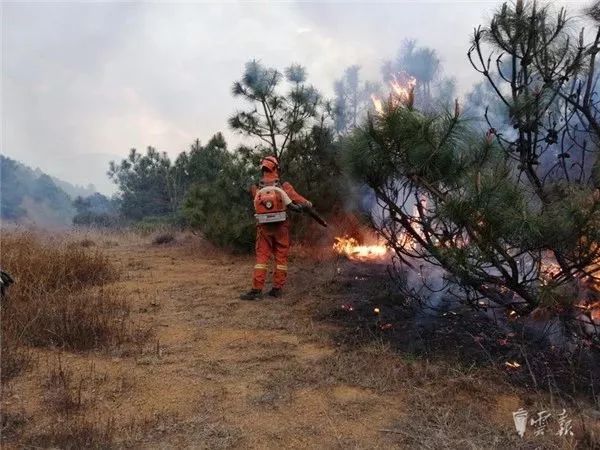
[229,60,323,160]
[108,147,180,220]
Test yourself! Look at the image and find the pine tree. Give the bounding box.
[347,1,600,344]
[332,65,379,134]
[228,60,323,160]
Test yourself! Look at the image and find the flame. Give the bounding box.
[390,74,416,101]
[371,72,417,114]
[541,257,600,322]
[577,300,600,321]
[592,304,600,321]
[540,261,561,285]
[333,236,389,261]
[371,94,383,115]
[580,252,600,321]
[583,255,600,321]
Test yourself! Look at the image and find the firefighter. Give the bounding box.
[240,155,312,300]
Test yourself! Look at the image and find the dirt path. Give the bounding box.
[110,238,411,448]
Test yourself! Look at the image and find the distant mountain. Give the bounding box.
[32,168,96,199]
[0,155,95,227]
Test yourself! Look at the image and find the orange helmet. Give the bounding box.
[260,155,280,173]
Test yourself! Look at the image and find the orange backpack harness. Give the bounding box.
[253,181,293,224]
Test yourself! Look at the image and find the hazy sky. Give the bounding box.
[1,0,590,193]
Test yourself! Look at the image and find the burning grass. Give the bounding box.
[0,231,150,383]
[333,235,389,262]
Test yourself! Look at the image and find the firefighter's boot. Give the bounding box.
[268,287,283,298]
[240,289,263,301]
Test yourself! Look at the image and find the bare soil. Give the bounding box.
[2,232,598,449]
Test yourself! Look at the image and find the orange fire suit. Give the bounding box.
[250,179,309,291]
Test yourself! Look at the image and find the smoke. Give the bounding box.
[4,1,591,194]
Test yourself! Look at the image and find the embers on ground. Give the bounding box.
[324,259,600,405]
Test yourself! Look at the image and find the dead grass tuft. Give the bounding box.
[140,413,243,449]
[152,232,176,245]
[42,356,89,415]
[253,359,320,405]
[76,238,97,248]
[1,410,29,442]
[2,232,117,291]
[317,342,405,392]
[0,232,150,383]
[380,389,579,450]
[26,416,116,449]
[16,287,146,350]
[381,399,523,449]
[0,339,33,384]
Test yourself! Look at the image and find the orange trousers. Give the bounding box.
[252,222,290,290]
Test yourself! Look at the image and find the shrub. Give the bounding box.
[72,193,121,228]
[132,215,184,236]
[183,152,255,251]
[73,212,122,228]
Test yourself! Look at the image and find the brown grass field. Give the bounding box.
[1,229,599,449]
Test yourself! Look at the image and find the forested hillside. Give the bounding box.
[0,155,81,226]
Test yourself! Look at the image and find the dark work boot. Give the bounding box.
[240,289,263,301]
[268,287,283,298]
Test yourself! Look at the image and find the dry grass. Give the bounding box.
[151,232,176,245]
[42,356,90,415]
[25,416,116,449]
[1,410,28,442]
[2,232,117,290]
[0,340,33,383]
[0,231,150,383]
[8,352,148,449]
[2,230,597,448]
[135,411,243,449]
[381,398,526,449]
[76,238,97,248]
[8,287,143,351]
